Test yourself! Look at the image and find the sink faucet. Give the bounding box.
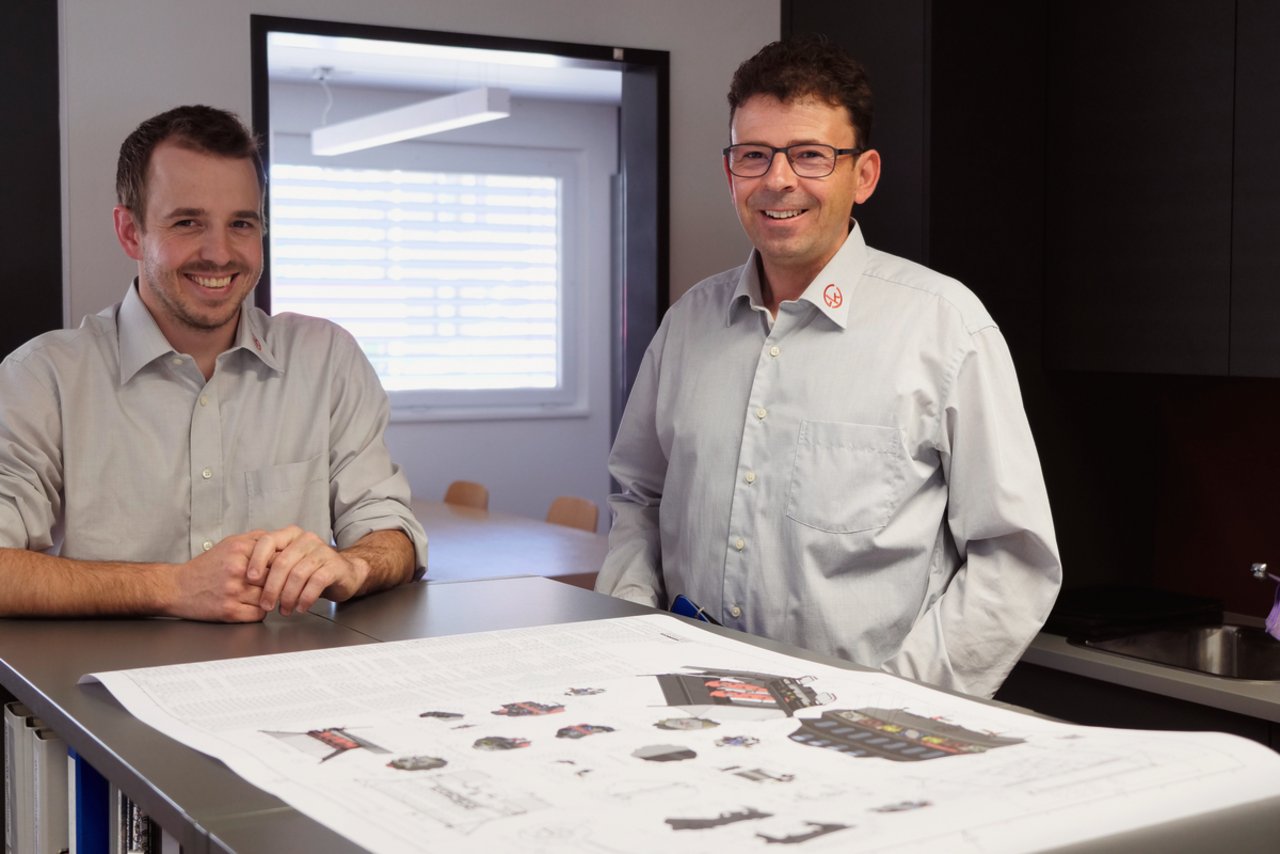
[1255,564,1280,641]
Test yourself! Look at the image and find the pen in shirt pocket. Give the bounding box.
[670,594,722,625]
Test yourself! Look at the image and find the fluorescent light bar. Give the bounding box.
[312,87,510,156]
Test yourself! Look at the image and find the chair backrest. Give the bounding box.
[546,495,598,533]
[443,480,489,510]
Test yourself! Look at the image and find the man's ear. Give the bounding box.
[113,206,144,261]
[853,149,882,205]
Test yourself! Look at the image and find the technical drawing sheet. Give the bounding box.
[84,614,1280,853]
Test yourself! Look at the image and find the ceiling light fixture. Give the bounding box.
[311,87,511,156]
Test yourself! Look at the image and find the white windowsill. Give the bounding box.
[389,401,591,423]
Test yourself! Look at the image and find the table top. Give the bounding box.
[411,499,608,587]
[0,612,378,853]
[0,579,647,853]
[3,578,1279,853]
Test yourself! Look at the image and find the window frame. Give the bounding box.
[251,14,670,432]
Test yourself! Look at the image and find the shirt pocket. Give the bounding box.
[785,420,908,534]
[242,454,329,534]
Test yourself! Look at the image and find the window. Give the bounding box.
[253,16,669,430]
[272,163,560,392]
[268,133,581,417]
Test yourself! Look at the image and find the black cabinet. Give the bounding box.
[997,661,1279,750]
[1230,0,1280,376]
[1046,1,1280,377]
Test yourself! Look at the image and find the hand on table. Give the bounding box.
[170,531,272,623]
[170,526,400,621]
[245,525,369,616]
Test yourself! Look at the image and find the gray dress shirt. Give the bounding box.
[0,282,427,572]
[598,225,1061,697]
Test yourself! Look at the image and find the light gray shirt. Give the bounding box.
[0,282,427,571]
[597,225,1061,697]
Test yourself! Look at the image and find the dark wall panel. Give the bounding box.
[783,0,927,263]
[1044,1,1234,374]
[1231,0,1280,376]
[2,0,63,356]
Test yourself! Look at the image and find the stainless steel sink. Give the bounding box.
[1079,624,1280,680]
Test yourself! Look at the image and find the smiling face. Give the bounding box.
[114,140,264,354]
[726,94,879,303]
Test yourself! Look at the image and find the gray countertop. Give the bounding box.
[5,583,1280,852]
[1021,613,1280,724]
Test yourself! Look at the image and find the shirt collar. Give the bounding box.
[231,297,282,373]
[728,259,769,325]
[727,222,870,330]
[117,280,282,383]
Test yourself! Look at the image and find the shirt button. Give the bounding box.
[729,605,743,619]
[755,407,768,420]
[199,395,209,407]
[202,540,213,552]
[170,356,183,366]
[769,345,781,357]
[734,537,745,551]
[744,471,756,484]
[201,467,213,479]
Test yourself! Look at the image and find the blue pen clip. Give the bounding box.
[671,594,721,625]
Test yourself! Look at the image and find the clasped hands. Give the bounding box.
[177,525,368,623]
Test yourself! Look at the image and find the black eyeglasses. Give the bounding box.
[723,143,863,178]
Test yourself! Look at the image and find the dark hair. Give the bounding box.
[116,105,266,223]
[727,36,874,149]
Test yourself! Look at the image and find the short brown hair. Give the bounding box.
[727,36,874,149]
[116,105,265,224]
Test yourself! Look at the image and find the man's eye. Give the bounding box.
[232,220,257,229]
[793,148,825,160]
[740,149,768,160]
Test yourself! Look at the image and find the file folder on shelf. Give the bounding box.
[32,727,68,854]
[5,701,37,854]
[67,748,108,854]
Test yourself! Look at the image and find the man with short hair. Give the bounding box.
[596,39,1061,697]
[0,105,426,621]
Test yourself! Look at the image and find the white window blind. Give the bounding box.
[268,159,570,408]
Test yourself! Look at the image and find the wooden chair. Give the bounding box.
[443,480,489,510]
[545,495,598,533]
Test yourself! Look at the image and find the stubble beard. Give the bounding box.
[142,256,258,333]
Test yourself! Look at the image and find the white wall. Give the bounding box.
[59,0,778,521]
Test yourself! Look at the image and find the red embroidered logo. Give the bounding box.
[823,284,843,308]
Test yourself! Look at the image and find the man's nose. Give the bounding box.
[199,228,234,264]
[762,150,799,188]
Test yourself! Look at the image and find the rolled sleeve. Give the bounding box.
[0,355,64,551]
[327,335,428,576]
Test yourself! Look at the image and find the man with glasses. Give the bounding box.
[597,38,1060,698]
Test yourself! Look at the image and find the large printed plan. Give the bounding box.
[84,615,1280,852]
